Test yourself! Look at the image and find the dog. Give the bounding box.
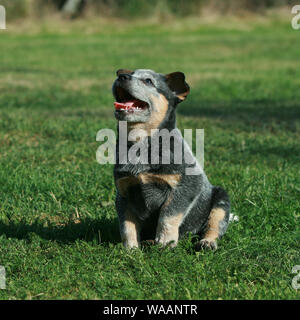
[112,69,231,250]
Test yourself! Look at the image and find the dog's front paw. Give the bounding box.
[155,235,178,248]
[123,240,139,249]
[195,238,218,251]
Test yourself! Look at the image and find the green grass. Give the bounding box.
[0,16,299,299]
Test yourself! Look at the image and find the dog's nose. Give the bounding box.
[118,73,131,81]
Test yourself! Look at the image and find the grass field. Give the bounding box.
[0,14,299,299]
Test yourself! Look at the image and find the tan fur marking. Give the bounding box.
[128,93,168,136]
[122,210,139,248]
[117,173,180,197]
[162,194,173,209]
[156,213,184,247]
[116,176,139,197]
[164,213,184,232]
[116,69,133,77]
[177,89,190,100]
[203,208,226,241]
[139,173,181,188]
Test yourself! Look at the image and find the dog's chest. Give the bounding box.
[116,173,181,213]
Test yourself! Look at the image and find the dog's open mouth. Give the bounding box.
[114,87,149,112]
[114,100,148,112]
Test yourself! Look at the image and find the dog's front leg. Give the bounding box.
[120,211,140,249]
[155,211,184,248]
[116,193,140,249]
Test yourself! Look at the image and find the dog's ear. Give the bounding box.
[116,69,133,76]
[165,72,190,102]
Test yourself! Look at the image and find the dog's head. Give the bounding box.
[112,69,190,130]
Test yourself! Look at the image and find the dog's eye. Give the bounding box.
[145,78,154,86]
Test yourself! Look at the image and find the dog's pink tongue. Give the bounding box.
[114,101,135,110]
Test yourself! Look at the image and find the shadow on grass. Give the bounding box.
[0,216,121,245]
[178,99,300,126]
[0,220,204,252]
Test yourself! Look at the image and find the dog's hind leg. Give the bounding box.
[196,186,230,250]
